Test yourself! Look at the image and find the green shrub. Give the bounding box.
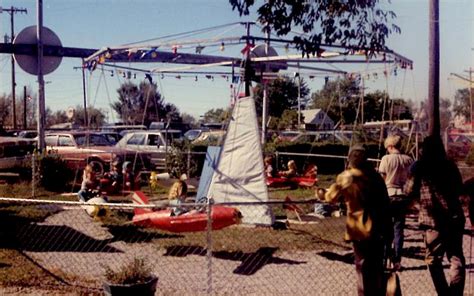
[104,258,153,285]
[36,152,73,192]
[166,141,200,178]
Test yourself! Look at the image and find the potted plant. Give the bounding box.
[103,257,158,296]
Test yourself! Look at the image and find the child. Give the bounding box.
[168,180,188,216]
[78,165,100,202]
[122,161,135,191]
[101,159,123,194]
[264,156,274,178]
[279,160,297,178]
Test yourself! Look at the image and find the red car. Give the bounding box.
[45,131,148,175]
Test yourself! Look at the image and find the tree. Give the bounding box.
[277,109,301,130]
[74,106,106,129]
[310,77,413,125]
[45,109,67,127]
[310,77,360,125]
[111,81,181,127]
[452,88,471,121]
[229,0,400,56]
[0,94,11,127]
[181,113,198,128]
[253,76,310,120]
[201,108,231,123]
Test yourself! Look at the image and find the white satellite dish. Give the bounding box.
[13,26,63,75]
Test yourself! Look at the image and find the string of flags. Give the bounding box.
[100,67,242,84]
[84,40,242,72]
[344,65,407,83]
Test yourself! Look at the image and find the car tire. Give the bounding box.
[88,159,105,176]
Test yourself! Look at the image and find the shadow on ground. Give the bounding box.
[164,245,306,275]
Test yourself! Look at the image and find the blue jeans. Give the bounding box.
[389,197,408,264]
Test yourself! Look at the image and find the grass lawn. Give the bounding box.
[0,175,344,288]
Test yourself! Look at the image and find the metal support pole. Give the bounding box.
[23,86,27,129]
[10,7,16,129]
[428,0,440,137]
[81,58,88,128]
[206,198,213,294]
[36,0,46,150]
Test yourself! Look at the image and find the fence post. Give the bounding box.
[206,197,213,294]
[275,151,279,171]
[187,148,191,178]
[32,152,36,198]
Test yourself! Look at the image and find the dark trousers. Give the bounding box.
[389,197,408,264]
[424,228,465,296]
[353,238,385,296]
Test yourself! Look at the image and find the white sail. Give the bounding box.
[208,96,274,225]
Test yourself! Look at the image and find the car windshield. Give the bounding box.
[162,131,183,144]
[74,134,112,146]
[184,130,201,141]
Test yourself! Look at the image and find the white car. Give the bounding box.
[116,130,182,171]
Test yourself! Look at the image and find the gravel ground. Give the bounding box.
[3,208,474,295]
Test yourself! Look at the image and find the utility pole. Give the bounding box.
[37,0,46,150]
[23,86,27,129]
[0,6,28,130]
[465,68,473,130]
[428,0,440,137]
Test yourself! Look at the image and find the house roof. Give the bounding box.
[301,109,322,124]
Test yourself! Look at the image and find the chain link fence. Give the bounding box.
[0,196,472,295]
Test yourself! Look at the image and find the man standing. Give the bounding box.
[378,134,413,270]
[324,145,393,295]
[405,136,465,295]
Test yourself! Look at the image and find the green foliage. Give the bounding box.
[310,77,413,125]
[310,77,360,125]
[104,258,153,285]
[253,77,310,122]
[453,88,471,119]
[166,141,199,178]
[45,108,68,127]
[201,108,231,124]
[266,141,381,175]
[229,0,400,56]
[73,105,107,129]
[112,81,181,127]
[277,110,300,130]
[33,152,73,192]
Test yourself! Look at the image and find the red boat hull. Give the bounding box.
[132,206,241,233]
[266,176,317,188]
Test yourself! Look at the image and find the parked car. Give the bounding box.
[116,130,182,171]
[184,129,206,141]
[101,124,147,135]
[17,130,38,139]
[190,129,225,144]
[98,131,122,145]
[45,131,145,175]
[0,136,35,170]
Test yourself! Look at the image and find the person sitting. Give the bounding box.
[122,161,135,191]
[168,179,188,216]
[279,160,297,178]
[264,155,274,178]
[78,165,101,202]
[304,163,318,178]
[101,159,123,194]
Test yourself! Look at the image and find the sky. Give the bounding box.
[0,0,473,124]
